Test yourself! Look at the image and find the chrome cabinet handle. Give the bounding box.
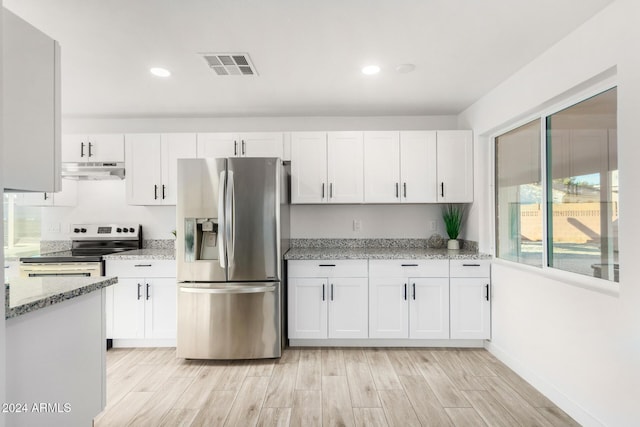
[330,283,334,301]
[404,283,407,301]
[88,142,93,157]
[146,283,150,300]
[162,185,166,200]
[485,284,490,301]
[440,182,444,198]
[137,283,142,300]
[330,183,333,198]
[241,140,246,155]
[412,283,416,300]
[234,140,238,156]
[43,193,48,200]
[318,264,336,267]
[403,182,407,198]
[322,284,325,301]
[80,142,85,157]
[396,183,399,198]
[401,263,418,267]
[154,184,158,200]
[134,264,152,267]
[322,183,325,199]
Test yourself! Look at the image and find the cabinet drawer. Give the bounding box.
[106,260,176,278]
[288,260,368,278]
[369,260,449,278]
[449,260,490,278]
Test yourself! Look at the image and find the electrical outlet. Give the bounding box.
[353,219,362,232]
[47,222,61,233]
[429,220,436,231]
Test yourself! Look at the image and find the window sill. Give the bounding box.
[492,258,620,298]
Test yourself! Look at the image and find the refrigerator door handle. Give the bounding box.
[179,284,276,294]
[218,170,227,269]
[225,170,235,269]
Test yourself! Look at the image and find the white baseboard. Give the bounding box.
[485,342,604,427]
[112,339,176,348]
[289,338,484,348]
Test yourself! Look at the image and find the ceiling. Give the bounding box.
[5,0,614,118]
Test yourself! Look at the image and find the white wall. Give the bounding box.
[458,0,640,425]
[54,115,459,240]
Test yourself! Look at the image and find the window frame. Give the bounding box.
[491,77,619,296]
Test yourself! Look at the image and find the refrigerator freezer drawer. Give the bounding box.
[177,282,281,360]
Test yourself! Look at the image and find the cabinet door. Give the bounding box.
[16,191,53,207]
[196,133,238,158]
[144,278,177,340]
[450,278,491,339]
[240,132,284,158]
[363,131,400,203]
[161,133,197,205]
[291,132,327,204]
[328,277,368,339]
[86,134,125,162]
[401,131,437,203]
[61,135,86,162]
[369,277,408,339]
[327,131,364,203]
[288,278,328,339]
[125,134,163,205]
[409,277,449,339]
[111,278,145,339]
[437,130,473,203]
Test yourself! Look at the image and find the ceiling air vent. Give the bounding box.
[201,53,258,76]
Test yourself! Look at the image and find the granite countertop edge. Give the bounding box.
[284,247,492,261]
[5,276,118,320]
[103,249,176,261]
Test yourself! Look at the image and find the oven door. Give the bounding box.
[19,262,103,278]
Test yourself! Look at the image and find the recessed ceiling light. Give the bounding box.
[396,63,416,74]
[361,65,381,75]
[150,67,171,77]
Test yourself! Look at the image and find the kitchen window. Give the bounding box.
[495,86,619,283]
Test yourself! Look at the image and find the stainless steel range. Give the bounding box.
[19,224,142,278]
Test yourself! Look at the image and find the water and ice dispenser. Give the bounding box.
[184,218,219,262]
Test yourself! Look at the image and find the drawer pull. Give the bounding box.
[134,264,152,267]
[401,264,418,267]
[462,263,481,267]
[318,264,336,267]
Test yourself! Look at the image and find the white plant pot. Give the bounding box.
[447,239,460,250]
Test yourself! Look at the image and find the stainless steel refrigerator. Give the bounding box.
[176,157,289,359]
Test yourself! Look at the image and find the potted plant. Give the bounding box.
[442,204,465,250]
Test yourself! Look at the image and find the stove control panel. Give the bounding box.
[71,224,141,240]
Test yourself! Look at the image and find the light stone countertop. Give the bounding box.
[284,247,492,260]
[102,249,175,260]
[5,276,117,319]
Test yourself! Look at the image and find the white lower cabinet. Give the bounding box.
[106,260,177,345]
[288,260,368,339]
[369,260,449,339]
[449,260,491,339]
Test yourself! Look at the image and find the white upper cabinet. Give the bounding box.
[16,179,78,207]
[436,130,473,203]
[363,131,437,203]
[363,131,401,203]
[196,132,283,158]
[327,132,364,203]
[401,131,438,203]
[126,133,196,205]
[291,132,327,203]
[3,10,61,192]
[62,134,124,163]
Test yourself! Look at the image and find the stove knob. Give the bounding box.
[122,228,128,233]
[73,228,80,233]
[80,228,87,233]
[129,227,135,233]
[116,228,122,233]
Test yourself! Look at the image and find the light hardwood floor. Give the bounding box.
[94,347,579,427]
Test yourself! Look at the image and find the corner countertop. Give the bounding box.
[103,249,175,261]
[284,247,492,260]
[5,276,117,319]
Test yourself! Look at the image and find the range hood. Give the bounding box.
[61,162,125,180]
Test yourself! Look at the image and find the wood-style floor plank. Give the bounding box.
[296,348,322,390]
[322,376,355,427]
[225,376,270,426]
[96,347,578,427]
[378,389,421,427]
[352,408,389,427]
[398,375,454,426]
[290,390,322,427]
[321,348,346,376]
[445,407,488,427]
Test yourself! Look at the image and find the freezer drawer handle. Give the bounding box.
[180,285,276,294]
